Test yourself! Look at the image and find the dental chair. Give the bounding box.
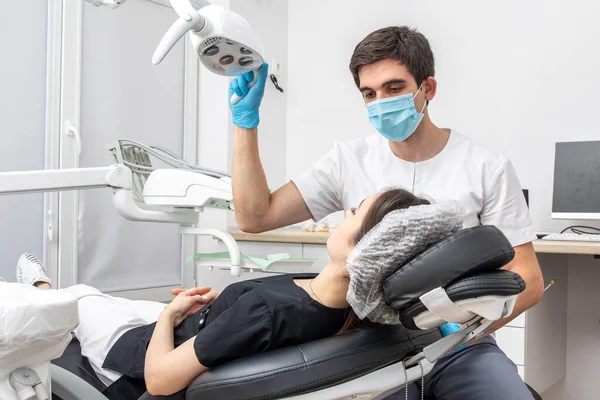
[46,224,541,400]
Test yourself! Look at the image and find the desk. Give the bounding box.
[532,239,600,255]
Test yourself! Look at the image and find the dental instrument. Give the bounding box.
[152,0,266,104]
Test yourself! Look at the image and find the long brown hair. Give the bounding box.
[337,188,430,334]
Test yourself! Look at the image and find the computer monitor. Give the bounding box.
[551,140,600,219]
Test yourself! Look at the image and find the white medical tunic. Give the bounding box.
[293,130,536,247]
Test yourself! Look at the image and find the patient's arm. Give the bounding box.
[145,316,207,396]
[145,288,213,395]
[485,242,544,336]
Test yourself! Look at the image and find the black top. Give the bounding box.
[102,274,351,379]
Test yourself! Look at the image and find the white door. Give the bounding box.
[0,1,50,281]
[58,0,194,300]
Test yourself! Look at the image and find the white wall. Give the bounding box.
[286,0,600,233]
[0,0,48,280]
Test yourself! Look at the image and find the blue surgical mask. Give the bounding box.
[366,86,426,142]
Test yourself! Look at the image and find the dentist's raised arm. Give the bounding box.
[230,64,312,233]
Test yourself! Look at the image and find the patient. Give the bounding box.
[9,188,430,399]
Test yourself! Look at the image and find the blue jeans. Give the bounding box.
[385,336,534,400]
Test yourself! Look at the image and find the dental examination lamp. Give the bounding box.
[153,0,266,104]
[83,0,266,103]
[0,140,242,276]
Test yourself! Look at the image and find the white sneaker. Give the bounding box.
[17,253,51,286]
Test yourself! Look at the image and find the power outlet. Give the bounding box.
[270,59,283,77]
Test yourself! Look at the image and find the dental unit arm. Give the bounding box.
[0,140,242,276]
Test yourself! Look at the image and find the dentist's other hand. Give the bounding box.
[438,322,466,352]
[438,322,461,337]
[228,63,269,129]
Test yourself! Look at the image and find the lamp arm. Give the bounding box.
[152,0,211,64]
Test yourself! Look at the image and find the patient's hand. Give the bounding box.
[170,287,219,302]
[165,287,216,327]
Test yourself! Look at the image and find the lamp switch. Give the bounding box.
[270,59,283,76]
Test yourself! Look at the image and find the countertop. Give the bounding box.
[229,229,600,255]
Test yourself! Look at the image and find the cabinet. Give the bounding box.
[237,241,304,259]
[301,244,331,273]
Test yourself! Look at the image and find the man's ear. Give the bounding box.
[423,76,438,101]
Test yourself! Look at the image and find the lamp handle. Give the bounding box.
[229,71,259,105]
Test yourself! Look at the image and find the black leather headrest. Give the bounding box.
[399,270,526,330]
[382,225,514,313]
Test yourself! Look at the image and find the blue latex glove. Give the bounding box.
[438,322,466,352]
[228,63,269,129]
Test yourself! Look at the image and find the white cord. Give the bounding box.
[116,139,229,178]
[419,361,425,400]
[402,360,426,400]
[403,361,409,400]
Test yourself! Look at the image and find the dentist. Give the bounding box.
[229,26,542,400]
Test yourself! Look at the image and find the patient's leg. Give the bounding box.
[16,253,52,289]
[36,282,51,290]
[59,284,167,386]
[16,253,166,387]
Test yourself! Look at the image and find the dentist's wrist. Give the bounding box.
[234,125,257,135]
[232,113,260,129]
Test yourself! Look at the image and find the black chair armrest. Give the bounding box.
[400,270,526,330]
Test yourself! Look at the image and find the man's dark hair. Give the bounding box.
[349,26,435,88]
